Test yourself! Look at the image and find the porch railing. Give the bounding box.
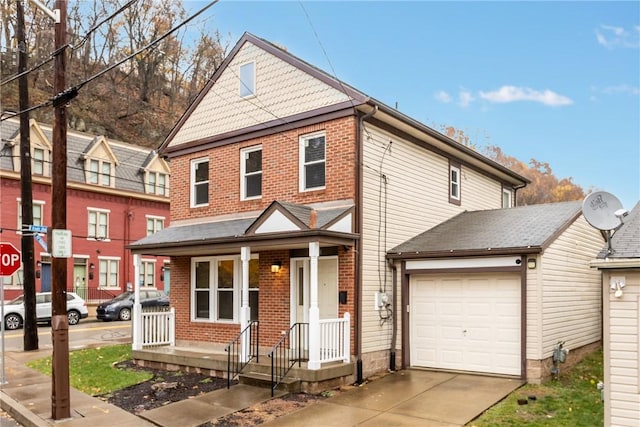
[69,286,119,302]
[224,320,260,388]
[140,307,175,347]
[268,322,308,397]
[319,313,350,364]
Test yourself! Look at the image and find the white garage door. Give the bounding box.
[410,273,521,376]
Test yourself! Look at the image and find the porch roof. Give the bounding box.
[129,200,358,256]
[387,201,584,259]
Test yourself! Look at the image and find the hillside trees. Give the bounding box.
[0,0,225,146]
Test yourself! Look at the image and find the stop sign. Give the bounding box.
[0,242,22,276]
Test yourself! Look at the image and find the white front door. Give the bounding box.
[291,257,339,324]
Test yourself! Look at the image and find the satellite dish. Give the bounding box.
[582,191,624,231]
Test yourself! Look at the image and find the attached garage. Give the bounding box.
[410,272,521,375]
[389,201,604,382]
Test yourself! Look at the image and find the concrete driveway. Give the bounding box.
[262,370,524,426]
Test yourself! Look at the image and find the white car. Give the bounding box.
[2,292,89,330]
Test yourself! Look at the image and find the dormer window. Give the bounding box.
[88,159,113,186]
[146,171,169,196]
[239,62,255,98]
[33,148,45,175]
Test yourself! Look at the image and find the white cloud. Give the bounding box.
[595,24,640,49]
[599,84,640,96]
[435,90,452,103]
[479,86,573,106]
[458,89,474,107]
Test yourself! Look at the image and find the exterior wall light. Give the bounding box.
[527,258,536,269]
[271,261,282,273]
[89,262,95,280]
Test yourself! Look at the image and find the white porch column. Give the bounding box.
[132,254,142,350]
[308,241,321,369]
[240,246,251,362]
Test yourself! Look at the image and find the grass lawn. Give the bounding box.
[470,348,604,426]
[26,344,152,396]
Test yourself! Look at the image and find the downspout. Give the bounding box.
[355,105,377,384]
[388,258,397,371]
[513,182,527,207]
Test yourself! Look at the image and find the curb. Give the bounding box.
[0,390,50,427]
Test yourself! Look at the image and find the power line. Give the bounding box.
[0,0,220,122]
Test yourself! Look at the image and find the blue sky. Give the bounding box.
[188,1,639,209]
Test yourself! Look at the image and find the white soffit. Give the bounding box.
[254,210,302,234]
[327,213,352,233]
[406,256,521,270]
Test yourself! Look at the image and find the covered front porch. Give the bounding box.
[128,201,359,392]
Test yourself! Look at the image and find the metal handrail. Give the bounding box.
[267,322,308,397]
[224,320,259,388]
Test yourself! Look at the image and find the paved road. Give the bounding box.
[0,319,132,352]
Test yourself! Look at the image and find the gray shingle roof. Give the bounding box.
[597,201,640,259]
[389,201,583,256]
[1,119,158,195]
[131,217,256,247]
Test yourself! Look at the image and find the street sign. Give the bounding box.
[0,243,21,276]
[28,224,48,233]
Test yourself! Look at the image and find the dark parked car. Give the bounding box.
[96,290,169,321]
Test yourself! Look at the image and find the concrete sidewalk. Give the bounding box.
[1,348,523,427]
[0,349,281,427]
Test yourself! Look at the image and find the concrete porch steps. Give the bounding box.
[238,371,302,393]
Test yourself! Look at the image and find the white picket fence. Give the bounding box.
[137,307,175,348]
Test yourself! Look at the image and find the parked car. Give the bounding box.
[2,292,89,330]
[96,290,169,321]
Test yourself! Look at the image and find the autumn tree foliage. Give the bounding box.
[484,145,586,205]
[0,0,226,146]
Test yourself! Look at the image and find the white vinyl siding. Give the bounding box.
[360,123,504,358]
[525,216,603,360]
[168,42,352,148]
[603,271,640,427]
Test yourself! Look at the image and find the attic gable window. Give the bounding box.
[449,161,461,205]
[299,132,326,192]
[33,148,45,175]
[240,145,262,200]
[239,61,255,98]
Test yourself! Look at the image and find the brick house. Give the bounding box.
[0,118,170,303]
[128,32,560,386]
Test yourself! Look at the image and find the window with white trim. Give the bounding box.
[87,159,113,186]
[139,260,155,287]
[33,148,45,175]
[17,200,44,232]
[98,258,119,288]
[239,62,255,98]
[502,188,513,208]
[88,208,109,240]
[191,256,259,323]
[146,216,165,236]
[449,162,461,205]
[146,171,169,196]
[190,158,209,207]
[240,146,262,200]
[299,133,326,191]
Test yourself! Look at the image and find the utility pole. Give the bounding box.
[18,0,39,352]
[51,0,70,419]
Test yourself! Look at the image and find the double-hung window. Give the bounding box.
[88,159,112,186]
[147,171,169,196]
[449,161,461,205]
[33,148,45,175]
[139,260,155,287]
[146,216,165,236]
[88,208,109,240]
[191,158,209,207]
[502,188,513,208]
[17,200,44,232]
[240,146,262,200]
[300,133,326,191]
[98,258,119,288]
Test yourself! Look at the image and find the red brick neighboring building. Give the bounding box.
[0,118,170,302]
